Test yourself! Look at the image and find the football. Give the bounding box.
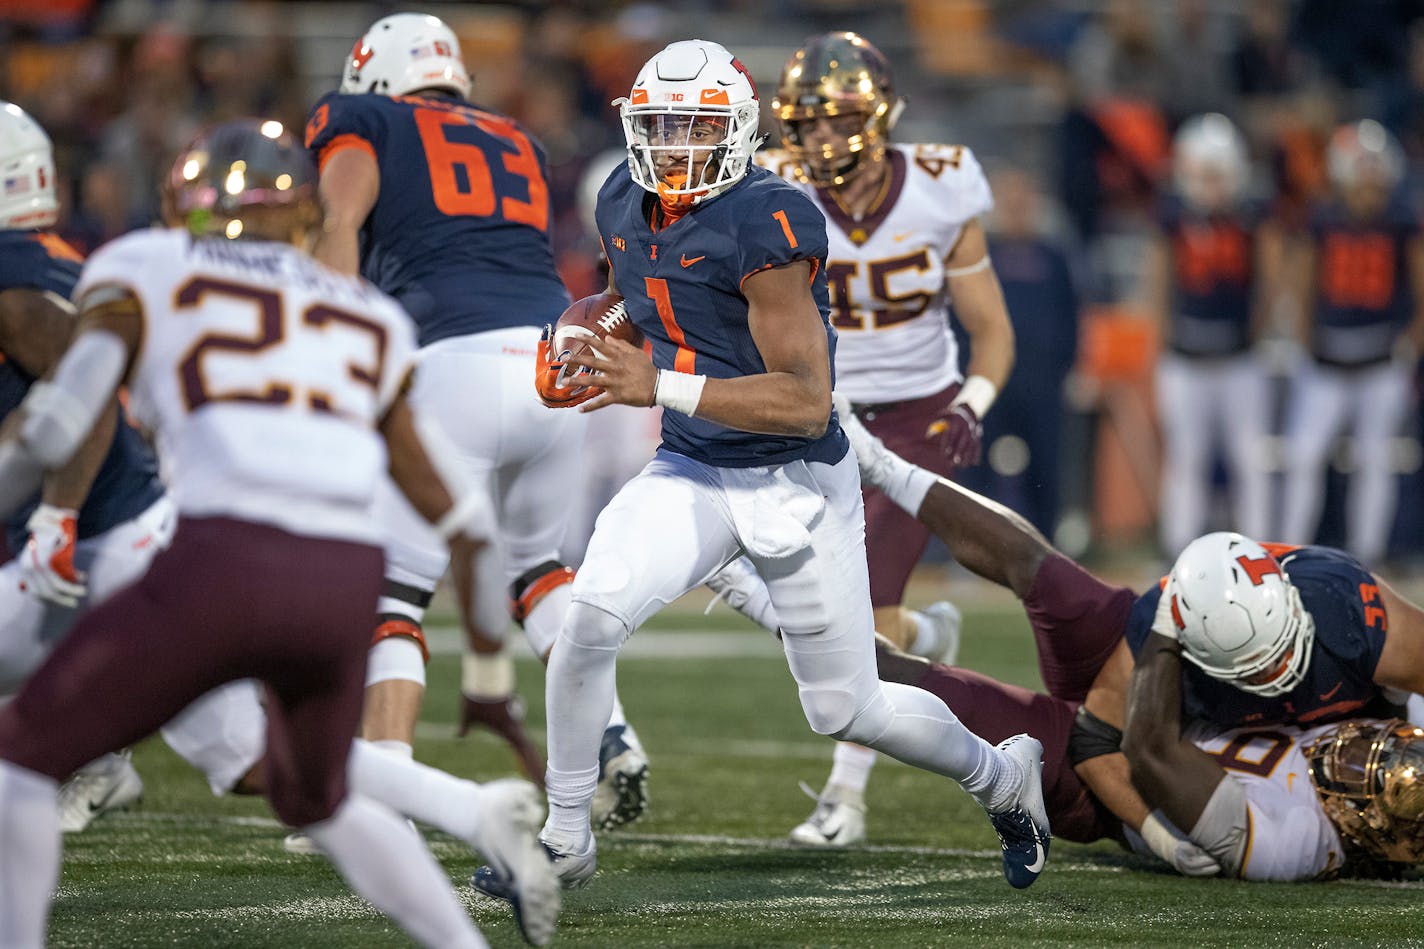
[551,292,642,388]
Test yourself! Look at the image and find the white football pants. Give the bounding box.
[1280,358,1413,565]
[1155,351,1272,557]
[543,448,1000,831]
[376,327,585,656]
[0,495,267,793]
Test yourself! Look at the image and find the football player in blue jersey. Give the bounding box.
[0,100,175,831]
[303,13,649,835]
[1281,119,1424,564]
[473,40,1053,898]
[1146,114,1282,556]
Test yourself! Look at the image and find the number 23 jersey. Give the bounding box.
[760,144,993,404]
[304,91,569,346]
[74,229,417,545]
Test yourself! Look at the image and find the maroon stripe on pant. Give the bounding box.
[1022,553,1137,703]
[0,516,383,827]
[905,661,1118,844]
[857,381,960,607]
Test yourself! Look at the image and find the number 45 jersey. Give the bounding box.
[304,91,570,346]
[759,144,993,404]
[74,229,417,545]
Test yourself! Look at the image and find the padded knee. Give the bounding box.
[561,599,631,652]
[801,685,893,743]
[509,559,575,625]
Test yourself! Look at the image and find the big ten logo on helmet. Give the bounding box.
[409,41,453,59]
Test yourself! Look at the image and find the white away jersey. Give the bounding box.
[1190,721,1347,881]
[75,229,417,544]
[759,144,993,403]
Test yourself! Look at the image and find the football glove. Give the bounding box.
[926,402,983,469]
[20,503,86,608]
[1140,810,1222,877]
[534,325,600,408]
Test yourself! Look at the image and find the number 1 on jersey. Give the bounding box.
[645,277,696,373]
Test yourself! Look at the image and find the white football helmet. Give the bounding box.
[1165,533,1315,697]
[1327,119,1404,192]
[0,101,58,230]
[1173,113,1249,213]
[616,39,762,206]
[340,13,471,99]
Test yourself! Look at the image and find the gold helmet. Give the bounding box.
[772,31,904,186]
[162,118,318,244]
[1305,719,1424,866]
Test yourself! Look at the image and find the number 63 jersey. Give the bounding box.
[74,229,417,545]
[304,91,570,346]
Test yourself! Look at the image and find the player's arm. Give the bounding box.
[1403,235,1424,352]
[1372,574,1424,694]
[0,287,138,519]
[1139,233,1171,331]
[945,220,1014,392]
[1286,232,1317,344]
[1250,219,1286,341]
[571,260,833,437]
[312,146,380,276]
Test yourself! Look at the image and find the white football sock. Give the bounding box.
[304,795,486,949]
[542,602,626,849]
[370,739,412,759]
[826,742,877,795]
[908,609,941,660]
[348,739,482,842]
[607,692,628,731]
[0,761,60,949]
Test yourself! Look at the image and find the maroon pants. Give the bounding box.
[0,517,383,828]
[877,552,1136,843]
[856,382,960,607]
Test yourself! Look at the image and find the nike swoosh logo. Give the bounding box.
[1024,841,1045,874]
[1320,682,1343,701]
[680,254,705,267]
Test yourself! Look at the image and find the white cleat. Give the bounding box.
[788,781,866,848]
[833,392,896,491]
[467,779,562,946]
[916,600,963,666]
[58,751,143,833]
[591,724,649,832]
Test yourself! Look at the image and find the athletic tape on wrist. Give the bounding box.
[654,369,706,416]
[951,374,997,418]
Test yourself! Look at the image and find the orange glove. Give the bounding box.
[534,325,601,408]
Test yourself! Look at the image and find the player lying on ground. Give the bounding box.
[475,39,1052,900]
[306,12,648,835]
[712,398,1424,877]
[0,119,557,948]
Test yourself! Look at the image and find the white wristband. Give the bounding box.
[654,369,706,416]
[951,374,997,418]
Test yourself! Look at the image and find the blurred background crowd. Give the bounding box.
[5,0,1424,570]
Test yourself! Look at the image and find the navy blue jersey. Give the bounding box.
[1126,544,1388,729]
[596,164,847,468]
[304,92,570,347]
[1158,197,1259,358]
[0,230,163,552]
[1307,200,1418,367]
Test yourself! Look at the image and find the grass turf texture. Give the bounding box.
[49,596,1423,948]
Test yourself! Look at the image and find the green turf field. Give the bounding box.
[48,595,1424,948]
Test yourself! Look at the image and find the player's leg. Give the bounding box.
[1155,353,1213,556]
[493,367,651,831]
[1280,361,1349,545]
[756,451,1050,887]
[873,637,1117,844]
[1345,361,1411,564]
[537,452,741,873]
[1220,353,1273,541]
[256,537,505,949]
